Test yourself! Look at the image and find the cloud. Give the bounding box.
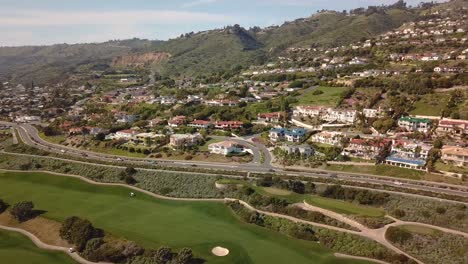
[182,0,220,8]
[0,9,234,26]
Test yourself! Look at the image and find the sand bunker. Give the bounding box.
[212,246,229,256]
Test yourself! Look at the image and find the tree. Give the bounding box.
[125,167,137,175]
[289,180,305,194]
[154,246,173,264]
[0,199,9,213]
[174,248,193,264]
[60,216,103,251]
[10,201,35,222]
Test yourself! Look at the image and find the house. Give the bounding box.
[133,133,165,145]
[441,146,468,167]
[398,116,432,133]
[342,138,390,160]
[310,131,344,146]
[384,140,432,170]
[269,128,286,142]
[257,112,283,123]
[285,128,307,143]
[280,144,314,157]
[208,141,245,156]
[15,115,41,123]
[189,120,212,129]
[293,106,324,117]
[214,121,244,130]
[114,129,138,140]
[116,114,138,124]
[168,116,187,128]
[437,119,468,138]
[169,134,202,148]
[322,109,357,124]
[203,99,239,107]
[363,108,383,118]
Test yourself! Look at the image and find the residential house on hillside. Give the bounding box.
[285,128,307,143]
[437,119,468,138]
[114,129,138,140]
[385,140,432,170]
[322,109,357,124]
[280,144,314,157]
[310,131,344,146]
[189,120,212,129]
[398,116,432,133]
[214,121,243,130]
[169,134,202,149]
[293,106,324,117]
[257,112,283,124]
[168,116,187,128]
[441,146,468,167]
[208,141,245,156]
[203,99,239,107]
[342,138,390,160]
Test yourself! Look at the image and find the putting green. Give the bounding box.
[0,230,76,264]
[0,172,370,264]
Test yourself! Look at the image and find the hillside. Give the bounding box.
[0,1,456,85]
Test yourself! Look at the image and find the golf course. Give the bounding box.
[0,230,75,264]
[0,171,371,264]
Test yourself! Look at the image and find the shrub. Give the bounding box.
[0,199,9,214]
[435,207,446,214]
[59,216,103,251]
[386,227,412,244]
[393,209,406,218]
[10,201,35,222]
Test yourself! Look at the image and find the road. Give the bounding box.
[2,121,468,199]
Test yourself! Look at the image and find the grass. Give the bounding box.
[200,137,223,151]
[246,183,385,218]
[38,133,66,145]
[294,86,349,107]
[400,225,439,236]
[0,230,76,264]
[410,93,450,116]
[0,171,370,264]
[435,161,468,175]
[305,196,385,218]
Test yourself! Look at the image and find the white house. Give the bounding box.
[208,141,245,156]
[310,131,344,146]
[114,129,138,139]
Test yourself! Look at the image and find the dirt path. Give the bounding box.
[0,224,108,264]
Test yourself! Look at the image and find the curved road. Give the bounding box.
[2,121,468,199]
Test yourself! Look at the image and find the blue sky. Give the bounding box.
[0,0,445,46]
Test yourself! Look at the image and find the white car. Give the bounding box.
[69,248,75,253]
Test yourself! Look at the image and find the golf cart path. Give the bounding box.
[0,224,108,264]
[334,253,391,264]
[4,169,465,264]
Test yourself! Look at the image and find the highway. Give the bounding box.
[2,121,468,198]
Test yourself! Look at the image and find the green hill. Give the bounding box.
[0,1,460,85]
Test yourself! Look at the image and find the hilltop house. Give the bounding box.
[437,119,468,138]
[214,121,243,130]
[293,106,324,118]
[385,140,432,170]
[280,144,314,157]
[342,138,390,160]
[310,131,344,146]
[441,146,468,167]
[169,134,202,148]
[398,116,432,133]
[189,120,213,129]
[208,141,245,156]
[113,129,138,140]
[257,112,283,124]
[269,127,307,143]
[168,116,187,128]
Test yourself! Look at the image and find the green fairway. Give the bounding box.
[294,86,349,107]
[0,172,370,264]
[0,230,76,264]
[306,196,385,217]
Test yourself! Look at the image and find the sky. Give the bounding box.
[0,0,446,46]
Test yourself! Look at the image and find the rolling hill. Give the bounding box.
[0,0,461,85]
